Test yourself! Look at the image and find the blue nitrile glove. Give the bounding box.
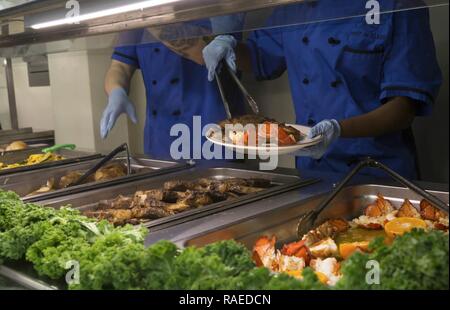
[100,88,137,139]
[210,13,246,34]
[203,35,237,82]
[296,119,342,159]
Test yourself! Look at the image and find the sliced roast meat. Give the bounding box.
[83,177,274,226]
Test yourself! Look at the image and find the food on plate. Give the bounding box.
[253,194,448,287]
[26,162,129,196]
[2,140,28,152]
[0,152,64,170]
[84,177,274,226]
[212,115,306,146]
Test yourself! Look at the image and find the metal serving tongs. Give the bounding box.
[32,144,77,165]
[65,143,132,188]
[296,158,449,239]
[215,62,260,119]
[42,144,76,154]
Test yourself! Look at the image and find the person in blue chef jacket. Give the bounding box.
[100,21,242,160]
[202,0,442,179]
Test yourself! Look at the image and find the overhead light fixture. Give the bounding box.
[31,0,181,30]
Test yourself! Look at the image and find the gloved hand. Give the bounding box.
[210,13,246,34]
[100,88,137,139]
[203,35,237,82]
[296,119,342,159]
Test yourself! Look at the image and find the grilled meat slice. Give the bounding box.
[26,178,56,197]
[245,178,273,188]
[195,180,238,200]
[59,171,84,188]
[164,191,218,213]
[84,209,134,226]
[182,191,215,207]
[222,178,249,186]
[134,190,161,204]
[162,191,183,203]
[209,182,233,194]
[97,195,134,210]
[197,178,215,187]
[208,190,229,203]
[126,219,142,226]
[165,202,191,213]
[192,192,215,206]
[229,185,265,195]
[207,179,246,193]
[131,206,174,219]
[86,177,275,226]
[83,210,109,221]
[205,178,272,194]
[85,202,173,225]
[29,163,128,196]
[165,178,272,194]
[108,209,135,226]
[133,195,170,209]
[207,182,265,196]
[163,180,196,192]
[94,162,127,182]
[85,205,173,226]
[133,190,181,205]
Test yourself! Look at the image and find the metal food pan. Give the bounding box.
[10,136,55,147]
[0,143,52,156]
[1,183,445,291]
[2,157,190,201]
[0,264,59,290]
[0,131,54,154]
[0,130,54,145]
[0,128,33,137]
[0,148,102,177]
[38,167,319,231]
[181,184,450,249]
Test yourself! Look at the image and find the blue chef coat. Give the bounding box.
[112,25,236,160]
[247,0,442,179]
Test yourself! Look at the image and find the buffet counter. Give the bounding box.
[1,161,448,290]
[146,166,449,247]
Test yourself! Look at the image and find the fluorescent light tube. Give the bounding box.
[31,0,181,29]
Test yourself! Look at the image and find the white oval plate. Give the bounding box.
[206,124,323,155]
